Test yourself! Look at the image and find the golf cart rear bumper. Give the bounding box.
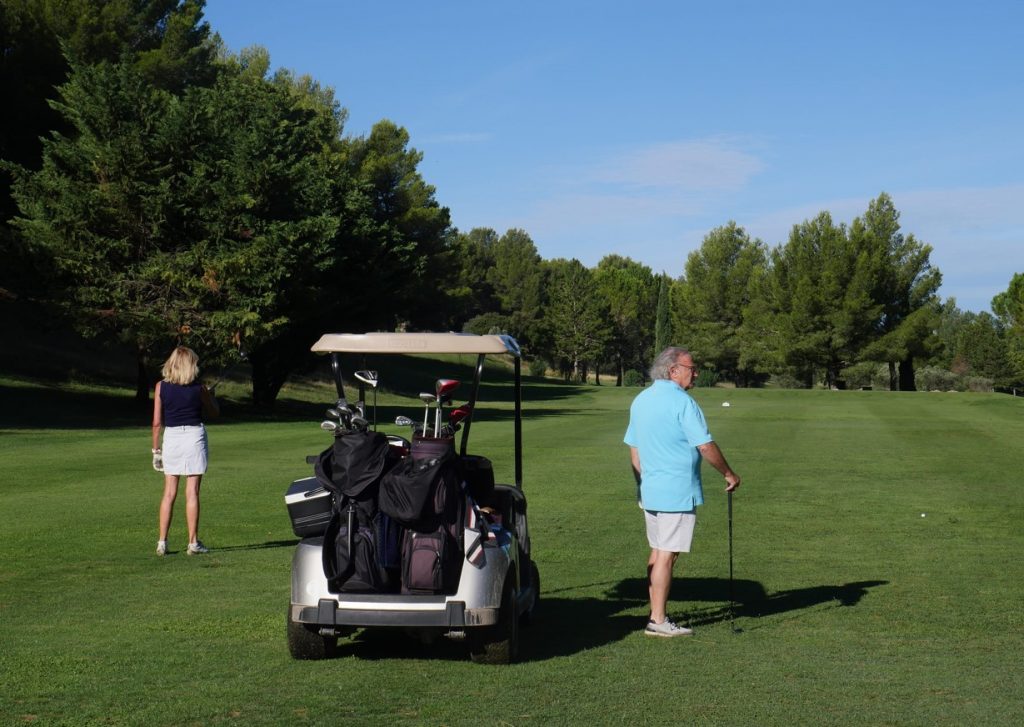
[292,597,499,628]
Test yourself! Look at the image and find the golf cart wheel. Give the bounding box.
[286,608,337,660]
[468,575,519,665]
[521,560,540,626]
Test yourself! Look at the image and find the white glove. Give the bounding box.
[152,449,164,472]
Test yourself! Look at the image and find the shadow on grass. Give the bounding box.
[608,576,889,630]
[211,539,299,552]
[316,578,888,663]
[0,377,588,430]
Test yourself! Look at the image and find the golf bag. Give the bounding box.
[315,430,403,593]
[379,437,464,594]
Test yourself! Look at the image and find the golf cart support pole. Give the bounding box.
[330,354,346,401]
[459,354,486,457]
[514,356,522,488]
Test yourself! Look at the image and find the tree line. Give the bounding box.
[2,1,1022,404]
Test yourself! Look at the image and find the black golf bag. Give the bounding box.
[315,430,403,593]
[379,436,465,594]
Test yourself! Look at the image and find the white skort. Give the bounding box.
[162,424,208,475]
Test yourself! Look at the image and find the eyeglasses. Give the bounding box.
[671,363,698,374]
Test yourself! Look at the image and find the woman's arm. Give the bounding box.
[151,381,163,450]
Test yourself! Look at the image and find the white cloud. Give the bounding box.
[588,137,766,191]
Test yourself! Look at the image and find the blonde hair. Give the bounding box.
[161,346,200,385]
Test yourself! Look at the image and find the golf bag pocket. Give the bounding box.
[376,512,403,572]
[401,530,447,594]
[323,515,383,593]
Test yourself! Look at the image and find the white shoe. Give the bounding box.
[156,540,167,556]
[645,618,693,637]
[187,540,209,555]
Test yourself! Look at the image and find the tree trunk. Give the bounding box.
[250,352,290,408]
[898,357,916,392]
[135,344,151,403]
[888,361,898,391]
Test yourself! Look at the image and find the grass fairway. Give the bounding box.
[2,374,1023,725]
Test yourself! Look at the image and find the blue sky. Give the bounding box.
[203,0,1023,313]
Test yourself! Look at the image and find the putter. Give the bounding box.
[728,490,742,633]
[354,370,379,430]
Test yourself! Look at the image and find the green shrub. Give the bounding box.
[767,372,808,389]
[694,369,719,388]
[527,358,548,378]
[623,369,644,387]
[964,376,994,393]
[916,366,958,391]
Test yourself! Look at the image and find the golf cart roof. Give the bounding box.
[311,332,521,357]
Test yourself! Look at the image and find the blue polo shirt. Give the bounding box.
[623,379,713,512]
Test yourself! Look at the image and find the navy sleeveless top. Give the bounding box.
[161,382,203,427]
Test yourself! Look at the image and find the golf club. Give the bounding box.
[728,490,741,633]
[320,420,338,432]
[418,392,434,434]
[353,370,379,430]
[395,415,425,437]
[449,402,472,428]
[434,379,460,437]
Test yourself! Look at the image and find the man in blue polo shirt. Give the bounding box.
[624,347,741,637]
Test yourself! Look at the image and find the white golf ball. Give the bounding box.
[722,402,731,407]
[920,513,926,518]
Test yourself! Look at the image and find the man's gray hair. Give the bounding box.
[650,347,690,380]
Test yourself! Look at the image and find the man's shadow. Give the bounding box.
[521,577,888,661]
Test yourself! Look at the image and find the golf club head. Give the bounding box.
[320,420,338,432]
[449,403,472,425]
[418,392,435,405]
[350,415,369,431]
[350,401,366,418]
[353,370,379,388]
[395,416,415,428]
[326,407,343,420]
[435,378,460,399]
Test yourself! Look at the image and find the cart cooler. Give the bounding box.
[285,477,333,537]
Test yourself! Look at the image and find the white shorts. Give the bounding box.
[645,510,696,553]
[162,424,208,475]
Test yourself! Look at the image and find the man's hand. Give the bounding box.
[697,441,741,492]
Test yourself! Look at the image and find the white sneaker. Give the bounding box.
[187,540,209,555]
[645,618,693,637]
[156,540,167,556]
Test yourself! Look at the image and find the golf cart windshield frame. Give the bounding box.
[310,332,522,489]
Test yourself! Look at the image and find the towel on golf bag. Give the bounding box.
[313,429,391,501]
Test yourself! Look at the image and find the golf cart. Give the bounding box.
[285,332,538,663]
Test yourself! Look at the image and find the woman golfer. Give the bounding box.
[151,346,219,555]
